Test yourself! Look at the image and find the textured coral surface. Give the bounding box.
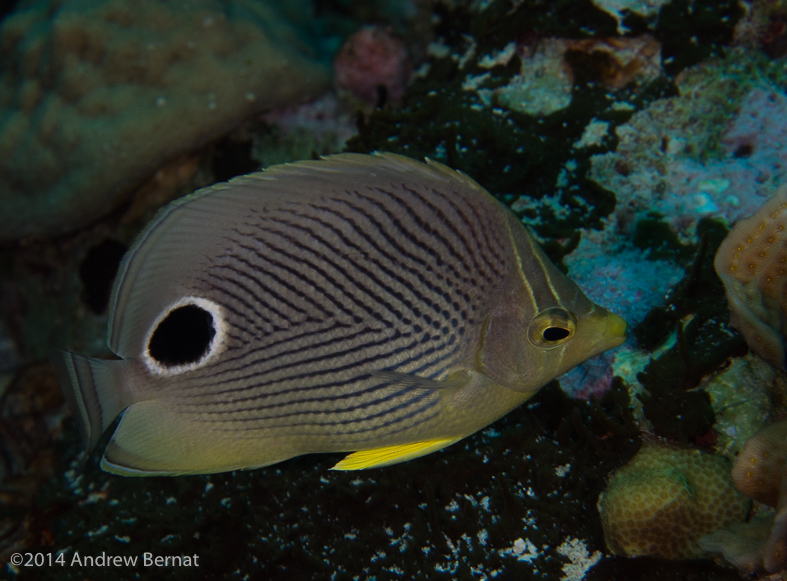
[0,0,330,239]
[598,442,750,560]
[715,187,787,369]
[733,419,787,572]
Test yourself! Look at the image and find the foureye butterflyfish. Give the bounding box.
[55,153,626,476]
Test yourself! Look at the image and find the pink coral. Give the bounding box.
[334,25,411,106]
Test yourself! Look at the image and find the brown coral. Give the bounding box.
[597,442,750,560]
[731,419,787,573]
[563,36,662,90]
[714,187,787,369]
[0,0,330,240]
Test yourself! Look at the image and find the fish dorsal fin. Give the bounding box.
[244,152,489,196]
[330,437,462,471]
[106,152,497,358]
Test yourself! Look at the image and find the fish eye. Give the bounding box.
[144,297,225,375]
[528,307,576,348]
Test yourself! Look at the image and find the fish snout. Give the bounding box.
[585,309,628,352]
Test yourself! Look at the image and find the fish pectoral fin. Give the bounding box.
[370,369,468,390]
[330,437,463,471]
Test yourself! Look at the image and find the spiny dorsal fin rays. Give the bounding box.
[237,153,487,192]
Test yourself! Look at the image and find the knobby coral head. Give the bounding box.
[714,186,787,369]
[731,419,787,573]
[597,441,750,561]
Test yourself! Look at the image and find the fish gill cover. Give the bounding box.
[1,0,787,579]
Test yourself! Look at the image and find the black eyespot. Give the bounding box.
[542,327,570,342]
[148,305,216,366]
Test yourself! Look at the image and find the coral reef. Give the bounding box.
[590,0,671,33]
[464,35,662,118]
[700,354,778,459]
[589,50,787,240]
[473,38,575,117]
[733,0,787,57]
[334,25,411,107]
[730,419,787,573]
[597,441,750,560]
[714,187,787,370]
[1,0,784,578]
[0,0,331,240]
[256,94,357,167]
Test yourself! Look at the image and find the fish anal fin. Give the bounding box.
[102,402,296,476]
[330,437,462,471]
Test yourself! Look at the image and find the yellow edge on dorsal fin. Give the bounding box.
[330,437,462,471]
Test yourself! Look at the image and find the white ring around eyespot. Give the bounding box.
[141,296,227,377]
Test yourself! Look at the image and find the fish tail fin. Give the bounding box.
[52,352,130,455]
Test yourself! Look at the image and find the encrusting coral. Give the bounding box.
[597,441,750,560]
[334,25,411,107]
[0,0,331,240]
[714,187,787,369]
[728,419,787,573]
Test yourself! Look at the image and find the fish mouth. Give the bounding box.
[585,309,628,354]
[604,312,628,346]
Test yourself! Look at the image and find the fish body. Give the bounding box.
[56,153,626,476]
